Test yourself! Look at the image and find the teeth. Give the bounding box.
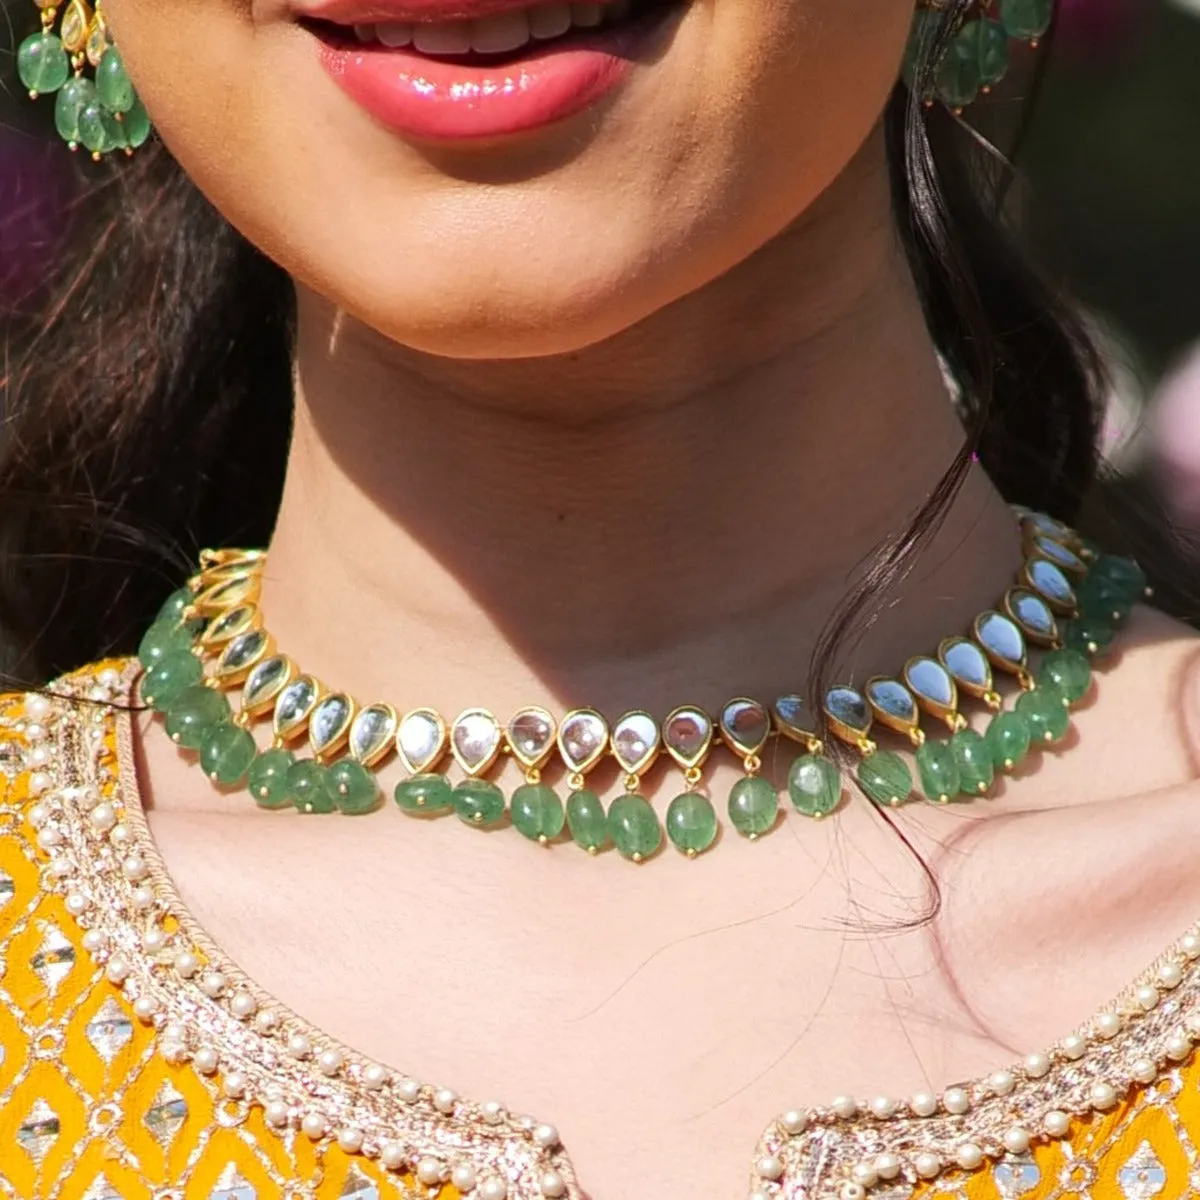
[349,1,630,56]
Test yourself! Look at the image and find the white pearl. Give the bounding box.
[301,1113,326,1140]
[914,1152,941,1179]
[452,1163,478,1193]
[37,828,62,851]
[417,1158,443,1185]
[909,1091,938,1118]
[254,1009,279,1034]
[540,1170,566,1198]
[174,951,199,979]
[25,694,52,721]
[65,891,88,916]
[81,929,105,955]
[780,1109,807,1135]
[1003,1127,1031,1154]
[831,1094,858,1119]
[398,1078,422,1103]
[230,992,257,1020]
[757,1155,784,1181]
[1136,984,1159,1011]
[1167,1031,1192,1061]
[874,1153,900,1180]
[98,668,121,687]
[223,1072,247,1098]
[133,996,157,1022]
[163,1022,188,1043]
[989,1070,1015,1096]
[142,929,168,954]
[29,772,51,795]
[288,1034,311,1059]
[534,1123,560,1149]
[479,1178,508,1200]
[1159,961,1184,989]
[362,1063,388,1090]
[1043,1110,1071,1137]
[1062,1034,1087,1060]
[89,802,116,831]
[160,1041,188,1065]
[265,1100,290,1128]
[318,1049,343,1077]
[851,1162,878,1188]
[193,1047,219,1075]
[943,1087,970,1115]
[869,1096,896,1119]
[105,955,130,984]
[337,1127,364,1154]
[29,745,49,766]
[131,886,155,911]
[1024,1053,1051,1078]
[481,1100,505,1124]
[48,857,71,879]
[381,1142,407,1170]
[109,823,131,847]
[200,971,226,998]
[838,1185,866,1200]
[121,855,148,881]
[28,802,50,828]
[1090,1082,1117,1109]
[955,1142,984,1170]
[1181,933,1200,959]
[1095,1012,1122,1039]
[434,1088,458,1114]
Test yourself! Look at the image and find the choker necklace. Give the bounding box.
[136,508,1147,862]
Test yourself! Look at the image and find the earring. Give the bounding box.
[17,0,151,160]
[909,0,1055,113]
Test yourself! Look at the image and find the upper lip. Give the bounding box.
[295,0,615,21]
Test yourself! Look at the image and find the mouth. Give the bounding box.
[302,0,686,140]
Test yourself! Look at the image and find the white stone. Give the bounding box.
[223,1072,247,1098]
[1043,1110,1070,1137]
[989,1070,1015,1095]
[362,1063,389,1090]
[611,711,660,775]
[1095,1012,1122,1039]
[914,1153,941,1179]
[558,710,608,773]
[318,1049,343,1076]
[451,710,502,776]
[434,1087,458,1114]
[1090,1082,1117,1109]
[479,1178,508,1200]
[909,1091,938,1117]
[757,1156,784,1181]
[1003,1126,1031,1154]
[398,709,447,774]
[874,1153,900,1180]
[943,1087,970,1114]
[337,1127,364,1153]
[780,1109,807,1135]
[194,1047,219,1074]
[540,1171,566,1198]
[301,1112,327,1139]
[452,1163,478,1193]
[832,1095,858,1119]
[231,992,257,1020]
[381,1142,407,1170]
[418,1158,444,1185]
[1024,1053,1050,1078]
[507,708,556,768]
[1061,1034,1087,1060]
[956,1143,983,1170]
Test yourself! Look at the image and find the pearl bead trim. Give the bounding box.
[18,662,1200,1200]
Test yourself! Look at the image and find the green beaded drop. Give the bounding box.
[1064,617,1115,658]
[787,754,842,819]
[916,740,960,804]
[857,752,913,807]
[199,722,258,786]
[728,776,779,839]
[138,619,195,670]
[156,587,193,626]
[936,19,1009,108]
[1015,685,1070,745]
[78,99,124,156]
[951,728,994,796]
[164,685,231,751]
[1039,648,1092,704]
[608,793,662,862]
[665,792,719,857]
[54,77,95,145]
[17,32,70,96]
[987,710,1032,770]
[452,780,506,828]
[95,48,135,113]
[328,760,379,815]
[247,748,295,810]
[287,759,335,814]
[141,650,202,711]
[394,774,453,815]
[566,789,608,854]
[1000,0,1053,39]
[510,784,565,844]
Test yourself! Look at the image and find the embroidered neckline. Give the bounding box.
[16,661,1200,1200]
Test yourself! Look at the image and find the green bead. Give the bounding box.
[1077,574,1134,624]
[394,774,453,815]
[951,728,994,796]
[54,76,95,144]
[156,586,193,627]
[936,19,1009,108]
[138,619,194,669]
[199,722,258,786]
[916,740,960,804]
[565,789,608,853]
[327,759,379,815]
[665,792,718,856]
[141,649,202,711]
[608,794,662,862]
[986,710,1032,770]
[121,95,152,149]
[96,47,136,113]
[727,776,779,838]
[247,748,295,810]
[1090,554,1146,597]
[1016,685,1070,745]
[1039,648,1093,704]
[510,784,565,843]
[452,780,506,828]
[1000,0,1053,39]
[787,754,842,819]
[857,752,914,807]
[78,99,124,155]
[1063,616,1115,658]
[287,759,335,814]
[164,684,231,750]
[18,32,70,96]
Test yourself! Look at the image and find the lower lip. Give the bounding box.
[316,9,669,141]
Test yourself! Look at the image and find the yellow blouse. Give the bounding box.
[1,661,1198,1200]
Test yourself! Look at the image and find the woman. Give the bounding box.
[1,1,1197,1198]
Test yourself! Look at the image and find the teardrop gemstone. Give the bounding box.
[273,675,321,741]
[60,0,90,53]
[349,703,398,767]
[506,707,556,772]
[938,637,993,698]
[973,612,1027,673]
[558,709,609,777]
[199,603,259,649]
[451,709,503,777]
[1020,512,1075,545]
[242,655,296,715]
[662,706,713,771]
[1033,536,1086,576]
[903,657,957,718]
[86,17,109,68]
[823,687,872,743]
[865,678,919,732]
[192,573,262,617]
[215,629,270,682]
[611,711,661,778]
[772,695,817,744]
[397,709,448,775]
[309,693,355,760]
[719,698,770,759]
[1025,558,1076,613]
[1004,588,1058,646]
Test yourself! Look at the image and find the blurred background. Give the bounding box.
[0,0,1198,604]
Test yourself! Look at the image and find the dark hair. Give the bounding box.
[0,0,1102,687]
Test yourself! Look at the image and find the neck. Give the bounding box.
[265,131,1021,718]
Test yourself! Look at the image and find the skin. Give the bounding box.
[94,0,1200,1195]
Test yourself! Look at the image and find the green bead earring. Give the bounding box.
[17,0,152,160]
[908,0,1056,113]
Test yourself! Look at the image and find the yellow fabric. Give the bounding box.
[0,664,1197,1199]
